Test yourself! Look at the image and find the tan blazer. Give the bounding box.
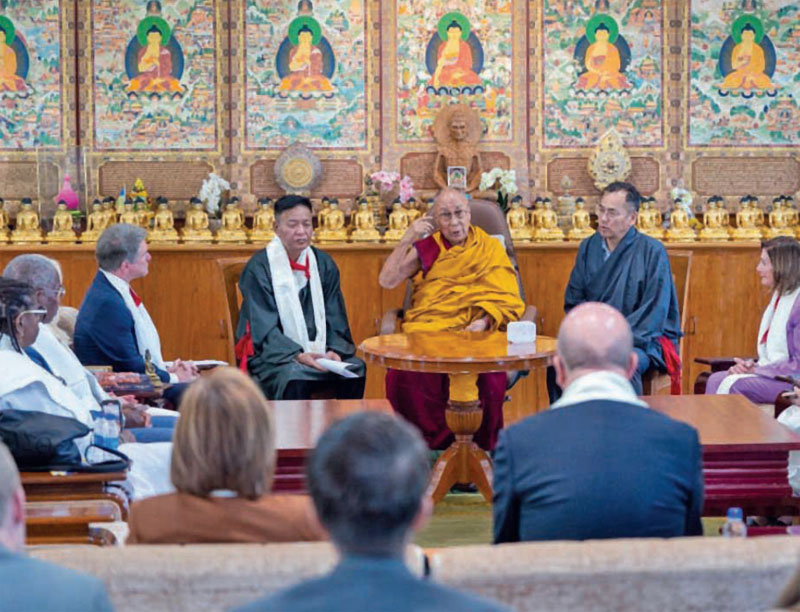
[127,491,325,544]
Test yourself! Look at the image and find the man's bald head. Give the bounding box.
[434,187,468,211]
[557,302,634,377]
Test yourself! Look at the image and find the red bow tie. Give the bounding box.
[290,255,310,280]
[130,287,142,307]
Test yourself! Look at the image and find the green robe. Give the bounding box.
[236,247,365,399]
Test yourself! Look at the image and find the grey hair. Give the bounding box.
[2,254,61,290]
[0,442,21,526]
[96,224,147,271]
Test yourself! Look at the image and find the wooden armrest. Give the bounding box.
[379,309,404,335]
[520,305,538,323]
[694,357,754,372]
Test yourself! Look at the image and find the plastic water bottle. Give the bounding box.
[722,507,747,538]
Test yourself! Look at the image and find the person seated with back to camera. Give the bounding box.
[74,223,197,408]
[0,278,173,500]
[494,302,703,543]
[127,367,324,544]
[236,195,365,400]
[0,441,114,611]
[235,411,509,612]
[2,254,176,443]
[378,187,525,451]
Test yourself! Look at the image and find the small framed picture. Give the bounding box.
[447,166,467,190]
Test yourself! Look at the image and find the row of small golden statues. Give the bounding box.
[4,193,799,246]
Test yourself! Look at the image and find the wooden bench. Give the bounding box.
[25,500,121,546]
[21,471,130,519]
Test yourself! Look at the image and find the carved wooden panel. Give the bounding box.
[250,160,363,199]
[400,152,510,191]
[546,157,660,196]
[98,162,213,200]
[692,158,800,196]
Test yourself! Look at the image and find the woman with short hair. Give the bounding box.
[127,367,324,544]
[706,237,800,402]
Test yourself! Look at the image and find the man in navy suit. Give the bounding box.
[493,302,704,543]
[74,224,196,404]
[236,412,509,612]
[0,442,114,611]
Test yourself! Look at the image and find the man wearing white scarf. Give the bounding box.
[236,195,365,399]
[73,224,196,407]
[493,302,703,543]
[3,254,177,443]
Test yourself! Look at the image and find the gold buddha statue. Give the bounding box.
[506,196,532,242]
[405,197,422,224]
[46,202,78,243]
[637,197,665,240]
[698,197,731,241]
[217,201,250,243]
[119,201,139,226]
[134,197,154,228]
[350,200,381,242]
[751,196,765,228]
[101,198,118,228]
[764,197,794,239]
[11,199,43,244]
[568,198,594,241]
[384,200,411,243]
[316,196,331,228]
[81,200,107,242]
[182,197,214,243]
[783,195,799,227]
[148,200,179,243]
[316,200,347,242]
[665,199,696,242]
[250,198,276,243]
[529,197,544,231]
[0,198,10,243]
[732,196,762,241]
[533,200,564,242]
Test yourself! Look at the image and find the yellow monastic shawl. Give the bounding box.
[402,226,525,333]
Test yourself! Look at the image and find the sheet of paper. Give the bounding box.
[316,358,359,378]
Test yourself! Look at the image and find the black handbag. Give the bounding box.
[0,409,130,473]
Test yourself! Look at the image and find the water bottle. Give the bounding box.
[722,507,747,538]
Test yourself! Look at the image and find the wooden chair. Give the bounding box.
[215,257,251,368]
[21,471,130,522]
[641,250,692,395]
[215,256,339,400]
[378,199,537,388]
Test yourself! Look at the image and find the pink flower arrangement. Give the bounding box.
[370,171,415,204]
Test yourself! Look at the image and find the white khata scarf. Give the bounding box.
[266,237,326,354]
[717,287,800,394]
[101,270,167,369]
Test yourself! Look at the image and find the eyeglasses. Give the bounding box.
[435,209,469,222]
[43,285,66,298]
[16,308,47,322]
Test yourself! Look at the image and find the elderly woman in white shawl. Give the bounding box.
[0,277,171,500]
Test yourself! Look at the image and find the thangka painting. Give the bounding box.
[243,0,367,150]
[541,0,664,148]
[395,1,514,142]
[0,1,65,150]
[90,0,219,151]
[688,0,800,147]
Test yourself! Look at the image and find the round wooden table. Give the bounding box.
[359,330,557,503]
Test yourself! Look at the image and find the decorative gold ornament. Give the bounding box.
[274,142,322,195]
[588,129,631,191]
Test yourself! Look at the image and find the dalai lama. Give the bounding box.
[236,195,366,400]
[378,188,525,450]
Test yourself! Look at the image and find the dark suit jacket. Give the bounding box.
[234,555,509,612]
[0,545,114,611]
[493,399,704,543]
[74,272,170,383]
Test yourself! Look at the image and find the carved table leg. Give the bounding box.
[427,373,494,503]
